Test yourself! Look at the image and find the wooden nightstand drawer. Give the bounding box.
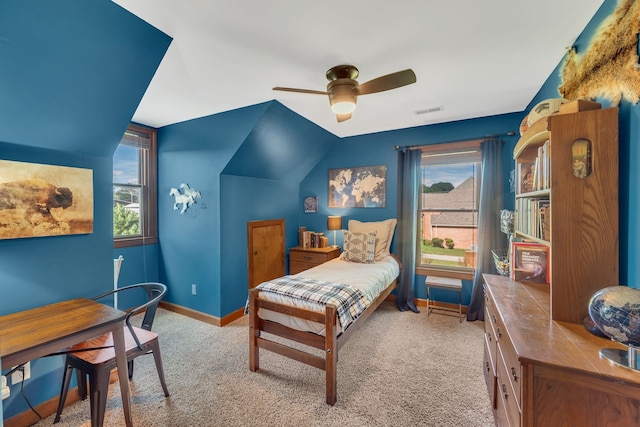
[289,246,340,274]
[290,250,332,264]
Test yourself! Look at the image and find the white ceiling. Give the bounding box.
[113,0,603,138]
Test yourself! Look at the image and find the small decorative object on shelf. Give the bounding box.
[589,286,640,371]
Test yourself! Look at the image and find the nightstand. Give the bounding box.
[289,246,341,274]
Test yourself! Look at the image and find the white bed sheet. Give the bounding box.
[257,255,400,336]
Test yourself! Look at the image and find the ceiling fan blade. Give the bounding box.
[356,69,417,95]
[336,113,352,122]
[273,87,327,95]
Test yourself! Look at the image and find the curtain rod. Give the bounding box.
[392,131,517,151]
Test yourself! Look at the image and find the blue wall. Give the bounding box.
[157,102,337,317]
[0,0,170,419]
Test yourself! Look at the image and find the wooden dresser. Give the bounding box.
[483,274,640,427]
[289,246,340,274]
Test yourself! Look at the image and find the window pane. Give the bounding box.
[113,144,140,185]
[113,185,142,237]
[419,161,479,269]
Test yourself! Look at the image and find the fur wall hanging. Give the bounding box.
[558,0,640,104]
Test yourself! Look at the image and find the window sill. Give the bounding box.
[114,236,158,248]
[416,266,474,281]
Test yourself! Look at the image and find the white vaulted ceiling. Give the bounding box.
[113,0,603,137]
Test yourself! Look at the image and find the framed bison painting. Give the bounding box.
[0,160,93,239]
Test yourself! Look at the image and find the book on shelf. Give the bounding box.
[517,140,550,193]
[511,242,549,284]
[515,197,549,240]
[538,202,550,241]
[518,161,535,193]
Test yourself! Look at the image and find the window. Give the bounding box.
[113,124,157,248]
[418,140,481,276]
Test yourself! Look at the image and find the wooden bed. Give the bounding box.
[248,253,400,405]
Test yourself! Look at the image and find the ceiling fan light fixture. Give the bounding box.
[331,98,356,114]
[328,83,357,114]
[273,65,416,122]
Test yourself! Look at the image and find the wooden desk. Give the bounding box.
[0,298,133,426]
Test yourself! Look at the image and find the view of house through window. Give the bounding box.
[113,124,157,247]
[419,141,481,271]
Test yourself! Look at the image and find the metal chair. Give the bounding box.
[54,282,170,426]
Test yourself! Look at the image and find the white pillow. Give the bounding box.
[342,231,377,263]
[348,219,397,261]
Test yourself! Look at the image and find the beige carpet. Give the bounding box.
[35,302,494,427]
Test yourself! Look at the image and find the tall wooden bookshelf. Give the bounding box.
[513,106,619,323]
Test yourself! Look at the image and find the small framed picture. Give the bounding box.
[303,196,318,213]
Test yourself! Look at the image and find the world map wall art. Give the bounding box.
[0,159,94,239]
[328,165,386,208]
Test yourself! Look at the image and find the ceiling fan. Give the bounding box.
[273,65,417,122]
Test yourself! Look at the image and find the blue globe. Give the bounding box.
[589,286,640,347]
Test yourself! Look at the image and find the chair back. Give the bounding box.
[91,282,167,349]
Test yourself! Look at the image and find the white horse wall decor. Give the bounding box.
[170,183,201,214]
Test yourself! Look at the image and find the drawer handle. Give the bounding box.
[304,256,312,261]
[501,383,509,399]
[485,361,490,372]
[496,327,502,338]
[511,366,518,381]
[487,333,492,343]
[492,314,497,324]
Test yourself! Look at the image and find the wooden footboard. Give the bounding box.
[248,279,397,405]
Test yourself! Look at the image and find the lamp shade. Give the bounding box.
[327,216,342,230]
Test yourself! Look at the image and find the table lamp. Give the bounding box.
[327,216,342,248]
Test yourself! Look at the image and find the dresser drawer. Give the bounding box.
[498,333,521,410]
[484,306,497,376]
[484,287,499,337]
[497,348,521,427]
[483,333,497,410]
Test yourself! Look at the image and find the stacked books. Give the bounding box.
[298,227,328,248]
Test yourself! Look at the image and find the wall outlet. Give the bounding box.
[11,361,30,385]
[1,375,9,400]
[191,284,197,295]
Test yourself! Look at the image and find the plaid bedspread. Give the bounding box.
[255,275,371,329]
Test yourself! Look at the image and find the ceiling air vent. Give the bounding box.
[415,106,443,115]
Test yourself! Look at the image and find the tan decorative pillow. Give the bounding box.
[348,219,397,261]
[342,231,376,263]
